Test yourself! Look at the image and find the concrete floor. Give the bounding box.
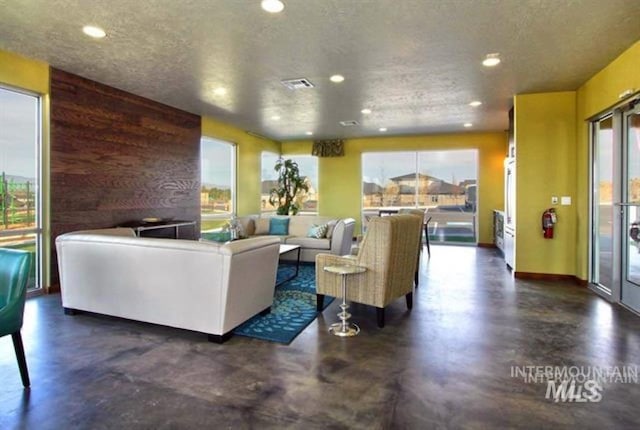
[1,246,640,429]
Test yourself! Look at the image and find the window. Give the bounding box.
[0,86,42,290]
[261,153,318,214]
[201,137,235,231]
[362,150,478,243]
[261,152,280,213]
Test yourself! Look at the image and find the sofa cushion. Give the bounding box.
[287,216,315,237]
[307,224,328,238]
[286,237,331,250]
[269,217,290,235]
[326,219,338,239]
[255,218,270,235]
[237,217,255,237]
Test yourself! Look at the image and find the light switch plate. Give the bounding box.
[561,196,571,205]
[551,196,558,204]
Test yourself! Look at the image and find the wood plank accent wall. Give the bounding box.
[50,68,201,282]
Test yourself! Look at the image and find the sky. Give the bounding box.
[0,88,38,179]
[201,138,234,187]
[261,153,318,184]
[363,150,478,185]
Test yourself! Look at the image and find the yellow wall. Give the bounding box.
[283,132,507,243]
[0,49,51,287]
[575,40,640,280]
[514,92,577,275]
[201,116,280,215]
[0,49,49,94]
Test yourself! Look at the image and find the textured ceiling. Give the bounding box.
[1,0,639,141]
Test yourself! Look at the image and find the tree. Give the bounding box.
[268,158,309,215]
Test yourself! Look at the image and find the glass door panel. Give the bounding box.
[593,116,614,290]
[622,108,640,312]
[417,150,478,244]
[0,87,41,290]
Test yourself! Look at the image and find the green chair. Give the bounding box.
[0,248,31,388]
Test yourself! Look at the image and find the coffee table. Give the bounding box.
[277,244,301,286]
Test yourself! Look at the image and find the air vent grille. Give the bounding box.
[340,120,359,127]
[280,78,315,90]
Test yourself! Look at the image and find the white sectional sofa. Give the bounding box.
[236,215,356,263]
[56,228,281,342]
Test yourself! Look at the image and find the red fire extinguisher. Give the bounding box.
[542,208,557,239]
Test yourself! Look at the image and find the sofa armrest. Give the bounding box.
[329,218,356,256]
[220,236,280,255]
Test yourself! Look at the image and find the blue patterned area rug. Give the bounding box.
[234,263,333,344]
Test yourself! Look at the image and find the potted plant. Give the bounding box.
[269,158,309,215]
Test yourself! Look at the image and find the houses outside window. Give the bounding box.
[201,137,235,231]
[362,150,477,243]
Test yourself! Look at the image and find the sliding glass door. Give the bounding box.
[621,107,640,312]
[590,98,640,314]
[591,116,615,292]
[0,86,42,290]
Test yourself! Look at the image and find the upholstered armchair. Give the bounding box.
[397,208,427,286]
[0,248,31,387]
[315,214,423,327]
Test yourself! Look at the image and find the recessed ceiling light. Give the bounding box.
[464,123,473,128]
[82,25,106,39]
[379,127,388,132]
[361,108,372,114]
[330,74,345,83]
[469,101,482,107]
[482,53,501,67]
[271,115,281,121]
[305,131,313,136]
[213,87,227,96]
[261,0,284,13]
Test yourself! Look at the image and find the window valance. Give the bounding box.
[311,139,344,157]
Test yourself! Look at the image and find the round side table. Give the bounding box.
[323,264,367,337]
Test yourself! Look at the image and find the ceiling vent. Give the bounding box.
[280,78,315,90]
[340,120,359,127]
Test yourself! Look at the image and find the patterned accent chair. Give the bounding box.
[397,208,427,286]
[315,214,423,328]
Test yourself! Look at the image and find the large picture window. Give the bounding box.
[0,86,42,290]
[201,137,235,231]
[261,153,318,214]
[261,152,279,213]
[362,150,477,244]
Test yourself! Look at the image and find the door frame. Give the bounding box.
[589,96,640,306]
[620,103,640,312]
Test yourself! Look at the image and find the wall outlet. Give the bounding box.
[551,196,559,205]
[561,196,572,205]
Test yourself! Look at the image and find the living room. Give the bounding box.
[1,1,640,428]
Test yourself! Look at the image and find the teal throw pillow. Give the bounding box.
[269,217,290,235]
[201,230,231,243]
[307,224,328,239]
